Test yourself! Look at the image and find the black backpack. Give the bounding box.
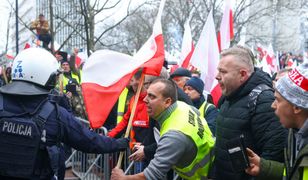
[248,84,273,116]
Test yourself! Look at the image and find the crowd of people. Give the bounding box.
[0,13,307,180]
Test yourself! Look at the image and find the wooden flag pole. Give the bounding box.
[116,71,145,168]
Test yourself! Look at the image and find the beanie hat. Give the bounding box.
[170,68,192,78]
[276,63,308,109]
[185,77,204,95]
[58,51,68,64]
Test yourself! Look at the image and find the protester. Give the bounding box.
[272,67,292,86]
[30,14,52,49]
[129,67,175,179]
[111,78,215,179]
[0,48,128,180]
[108,69,150,173]
[107,70,149,147]
[214,45,287,179]
[169,67,193,105]
[245,63,308,179]
[59,52,81,94]
[170,67,191,90]
[184,76,218,134]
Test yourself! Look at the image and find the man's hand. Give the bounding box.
[129,144,145,161]
[111,167,125,180]
[245,148,261,176]
[66,91,72,99]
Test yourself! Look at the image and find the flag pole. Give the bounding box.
[116,71,145,168]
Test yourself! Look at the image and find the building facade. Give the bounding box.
[36,0,86,53]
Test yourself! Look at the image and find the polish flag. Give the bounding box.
[134,0,165,76]
[190,10,221,106]
[217,0,234,52]
[82,0,165,129]
[180,21,194,69]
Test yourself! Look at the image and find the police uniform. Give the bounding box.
[0,48,128,180]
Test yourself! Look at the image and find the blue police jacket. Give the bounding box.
[0,93,124,179]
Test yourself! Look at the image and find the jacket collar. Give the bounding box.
[156,102,178,126]
[296,119,308,151]
[225,68,273,101]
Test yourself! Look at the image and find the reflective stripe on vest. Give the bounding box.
[199,101,214,118]
[62,73,80,93]
[160,101,215,179]
[117,88,129,123]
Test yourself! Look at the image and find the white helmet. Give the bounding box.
[0,48,59,95]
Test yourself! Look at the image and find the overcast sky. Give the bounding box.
[0,1,10,51]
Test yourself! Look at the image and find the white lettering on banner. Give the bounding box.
[2,121,32,137]
[133,120,147,126]
[289,69,303,86]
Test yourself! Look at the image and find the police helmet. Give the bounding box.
[0,48,59,95]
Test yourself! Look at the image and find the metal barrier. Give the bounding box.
[65,117,131,180]
[64,117,180,180]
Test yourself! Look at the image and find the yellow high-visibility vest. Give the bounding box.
[199,101,214,118]
[117,88,128,123]
[61,72,80,93]
[160,101,215,179]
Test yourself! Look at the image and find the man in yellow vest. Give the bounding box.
[245,63,308,180]
[184,76,218,134]
[111,78,215,180]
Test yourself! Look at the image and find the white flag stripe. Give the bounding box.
[180,20,193,65]
[190,10,220,92]
[82,50,146,86]
[134,0,165,62]
[220,0,232,50]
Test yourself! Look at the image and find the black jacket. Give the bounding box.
[214,68,288,180]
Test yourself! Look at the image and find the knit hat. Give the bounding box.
[185,76,204,95]
[58,51,68,64]
[276,63,308,109]
[170,67,192,78]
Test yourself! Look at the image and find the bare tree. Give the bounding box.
[75,0,147,55]
[104,0,305,54]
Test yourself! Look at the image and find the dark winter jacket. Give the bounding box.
[258,120,308,180]
[214,68,288,180]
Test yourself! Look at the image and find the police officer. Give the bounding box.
[111,79,215,180]
[0,48,128,180]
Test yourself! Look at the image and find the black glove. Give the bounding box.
[116,138,129,151]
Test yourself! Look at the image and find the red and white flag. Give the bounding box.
[82,0,165,129]
[217,0,234,52]
[180,20,194,69]
[134,0,165,76]
[264,44,278,73]
[258,44,278,74]
[190,10,221,105]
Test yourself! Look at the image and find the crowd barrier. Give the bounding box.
[65,117,181,180]
[65,117,132,180]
